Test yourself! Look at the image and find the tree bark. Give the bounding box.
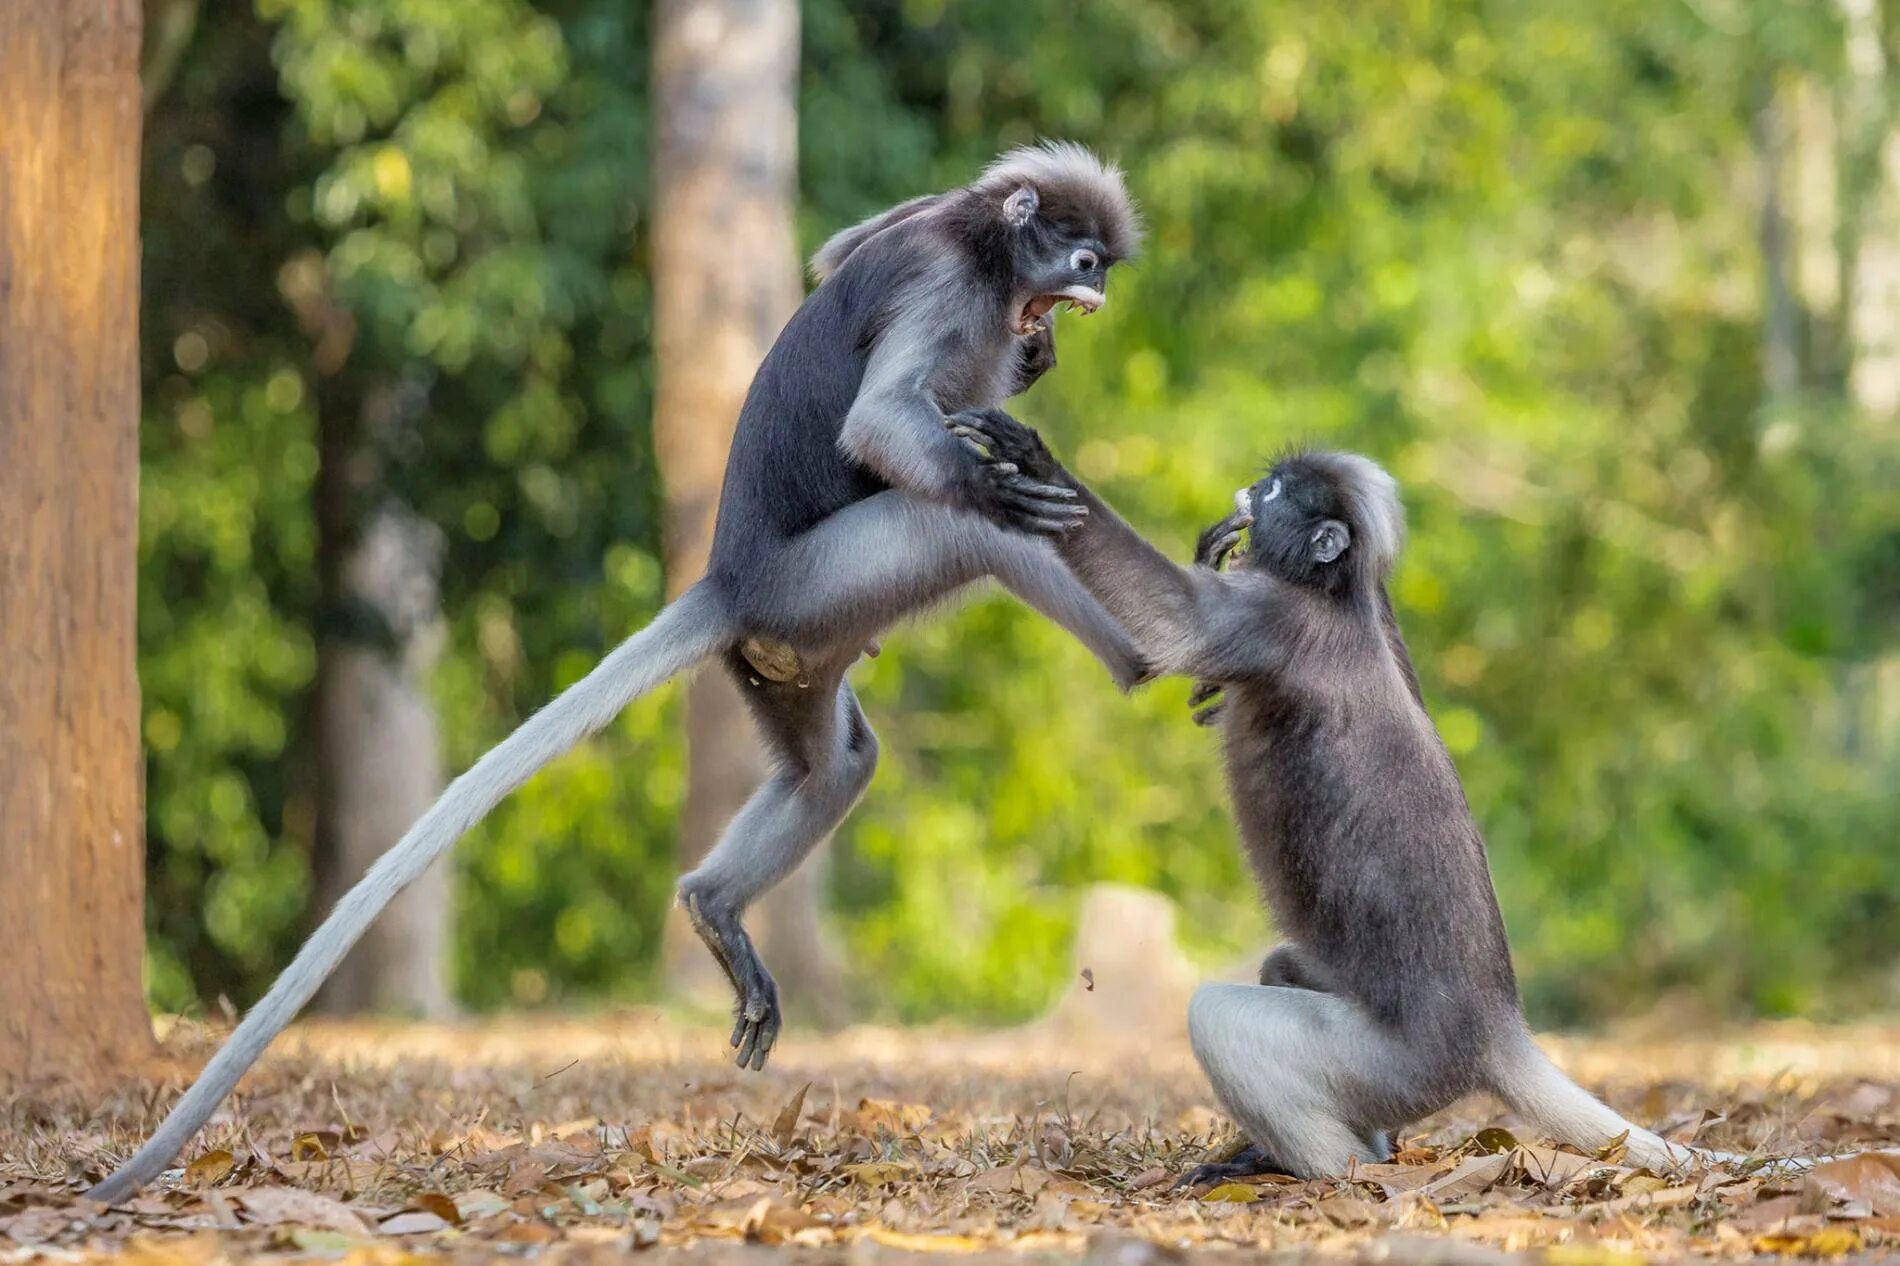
[0,0,154,1078]
[651,0,844,1016]
[313,506,454,1017]
[1755,74,1801,404]
[1835,0,1900,752]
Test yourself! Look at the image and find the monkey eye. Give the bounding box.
[1069,248,1100,273]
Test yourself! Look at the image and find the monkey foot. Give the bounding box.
[679,885,783,1072]
[1175,1143,1291,1190]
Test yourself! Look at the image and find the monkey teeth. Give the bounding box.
[1015,285,1107,335]
[1054,284,1105,314]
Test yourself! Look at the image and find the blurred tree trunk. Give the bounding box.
[1754,75,1800,404]
[313,507,454,1016]
[0,0,154,1078]
[1835,0,1900,752]
[310,379,455,1018]
[651,0,843,1017]
[1837,0,1900,419]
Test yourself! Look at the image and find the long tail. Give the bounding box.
[1488,1031,1699,1171]
[88,582,732,1203]
[1486,1029,1819,1173]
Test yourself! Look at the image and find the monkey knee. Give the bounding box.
[1187,983,1260,1067]
[1258,945,1301,988]
[676,870,735,920]
[834,715,880,798]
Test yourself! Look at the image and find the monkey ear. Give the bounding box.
[1310,520,1350,564]
[1003,184,1040,227]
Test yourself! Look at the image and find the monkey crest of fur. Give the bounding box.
[974,141,1143,260]
[809,140,1142,282]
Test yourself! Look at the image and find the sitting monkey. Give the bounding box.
[947,410,1740,1181]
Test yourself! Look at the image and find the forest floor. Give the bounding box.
[4,1014,1900,1264]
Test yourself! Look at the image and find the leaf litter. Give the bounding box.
[2,1015,1897,1262]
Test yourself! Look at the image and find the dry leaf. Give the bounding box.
[1422,1152,1510,1200]
[1356,1162,1442,1195]
[408,1192,463,1226]
[865,1228,987,1252]
[1753,1226,1862,1257]
[851,1099,932,1135]
[1593,1182,1700,1214]
[288,1132,335,1161]
[1806,1151,1900,1217]
[842,1161,914,1188]
[1471,1127,1519,1154]
[234,1187,372,1235]
[377,1209,451,1235]
[1512,1143,1600,1189]
[771,1082,811,1148]
[1199,1182,1261,1203]
[182,1151,234,1187]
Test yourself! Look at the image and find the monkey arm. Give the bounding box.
[947,409,1292,679]
[837,324,1081,537]
[838,329,972,500]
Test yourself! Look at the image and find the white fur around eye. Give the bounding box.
[1260,476,1282,502]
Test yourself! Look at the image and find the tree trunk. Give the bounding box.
[1835,0,1900,753]
[1755,74,1801,404]
[0,0,153,1079]
[313,506,454,1017]
[650,0,844,1017]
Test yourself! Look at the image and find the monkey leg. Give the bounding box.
[983,526,1149,689]
[677,671,879,1070]
[1187,982,1416,1180]
[745,491,1145,688]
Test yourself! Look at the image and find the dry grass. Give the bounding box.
[4,1014,1900,1263]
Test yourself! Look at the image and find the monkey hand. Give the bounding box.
[1195,511,1251,571]
[1189,679,1226,727]
[944,407,1067,484]
[944,410,1084,536]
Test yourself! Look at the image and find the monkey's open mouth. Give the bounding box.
[1014,285,1105,335]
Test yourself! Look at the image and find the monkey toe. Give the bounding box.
[1175,1144,1289,1191]
[727,955,781,1071]
[732,991,780,1071]
[1192,701,1227,727]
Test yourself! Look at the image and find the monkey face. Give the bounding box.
[1000,185,1117,336]
[1237,461,1357,586]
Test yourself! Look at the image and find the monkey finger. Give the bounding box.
[998,498,1087,528]
[1014,513,1086,537]
[999,476,1076,499]
[951,424,997,447]
[1188,680,1222,707]
[953,435,992,459]
[994,486,1086,513]
[1193,702,1227,727]
[738,1002,779,1071]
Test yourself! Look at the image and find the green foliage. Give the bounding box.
[141,0,1899,1025]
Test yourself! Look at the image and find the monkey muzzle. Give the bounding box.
[1015,284,1106,336]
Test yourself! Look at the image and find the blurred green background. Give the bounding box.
[139,0,1898,1029]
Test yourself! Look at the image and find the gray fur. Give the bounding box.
[89,143,1143,1201]
[808,193,943,282]
[87,584,731,1202]
[953,418,1730,1178]
[974,141,1142,261]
